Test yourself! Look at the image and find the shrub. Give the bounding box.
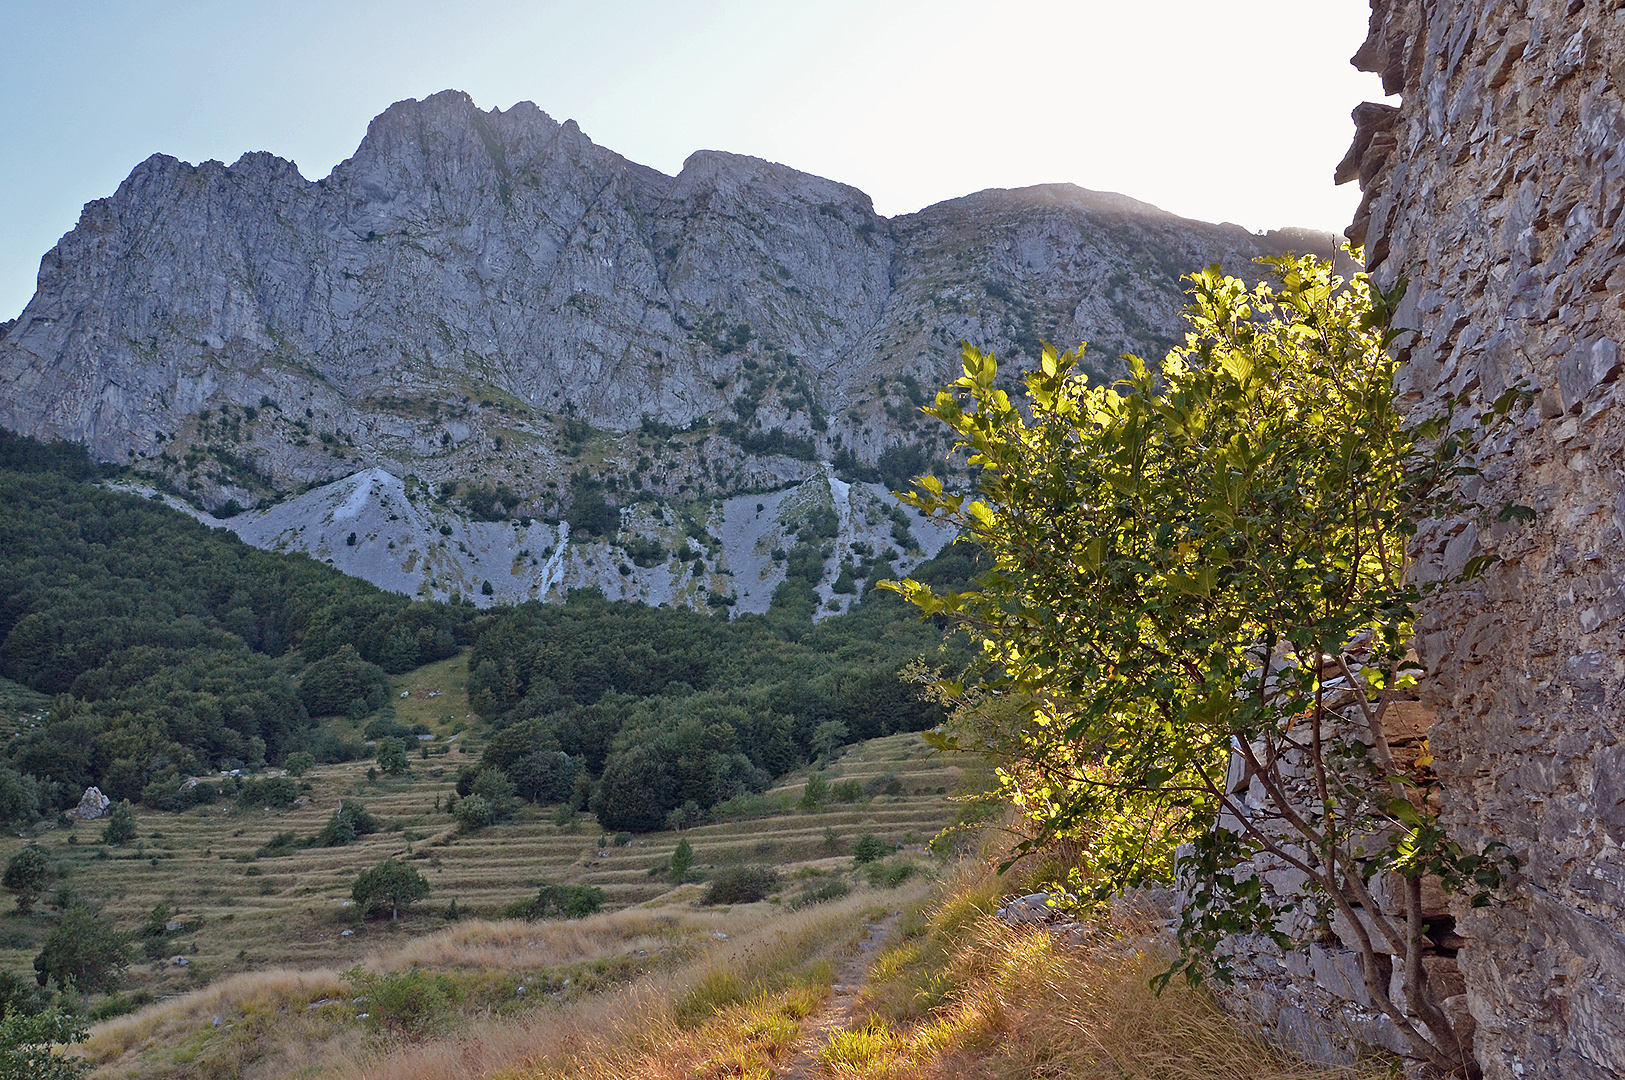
[501,883,606,920]
[852,833,891,865]
[702,865,779,905]
[863,861,918,889]
[316,802,380,848]
[236,776,299,809]
[454,794,494,832]
[0,1007,90,1080]
[789,875,851,909]
[310,728,364,764]
[345,966,462,1037]
[99,802,136,846]
[284,751,315,777]
[253,830,302,858]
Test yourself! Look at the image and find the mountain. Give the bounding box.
[0,90,1337,610]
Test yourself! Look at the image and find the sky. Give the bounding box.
[0,0,1390,320]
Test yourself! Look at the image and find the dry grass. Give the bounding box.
[815,865,1392,1080]
[83,966,357,1080]
[340,886,918,1080]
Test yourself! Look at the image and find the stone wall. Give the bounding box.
[1333,3,1625,1076]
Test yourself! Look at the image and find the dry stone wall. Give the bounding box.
[1228,3,1625,1077]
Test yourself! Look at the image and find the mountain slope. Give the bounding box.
[0,89,1336,607]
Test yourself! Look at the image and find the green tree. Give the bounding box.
[375,737,410,776]
[33,903,131,1011]
[469,767,515,820]
[0,1007,90,1080]
[1,848,48,915]
[99,801,136,846]
[887,254,1518,1078]
[669,838,694,883]
[284,751,315,778]
[810,720,848,761]
[592,746,675,832]
[352,858,430,921]
[453,794,494,832]
[797,770,828,811]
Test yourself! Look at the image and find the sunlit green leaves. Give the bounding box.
[886,251,1522,1007]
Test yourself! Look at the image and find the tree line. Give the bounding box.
[0,429,976,831]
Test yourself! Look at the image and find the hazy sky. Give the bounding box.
[0,0,1388,320]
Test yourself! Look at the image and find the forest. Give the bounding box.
[0,430,972,833]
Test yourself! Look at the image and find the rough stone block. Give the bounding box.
[1311,942,1372,1006]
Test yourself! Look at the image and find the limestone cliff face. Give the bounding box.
[0,89,1332,606]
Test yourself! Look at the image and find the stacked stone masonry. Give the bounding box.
[1224,3,1625,1078]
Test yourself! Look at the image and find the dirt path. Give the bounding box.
[778,910,903,1079]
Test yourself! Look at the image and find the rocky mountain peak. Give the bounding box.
[0,91,1337,611]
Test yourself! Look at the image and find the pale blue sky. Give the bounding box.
[0,0,1387,320]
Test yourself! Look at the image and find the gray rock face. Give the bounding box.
[0,89,1335,605]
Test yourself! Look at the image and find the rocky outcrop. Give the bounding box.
[1220,4,1625,1078]
[0,90,1334,606]
[75,786,110,820]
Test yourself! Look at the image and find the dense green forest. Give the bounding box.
[0,431,972,832]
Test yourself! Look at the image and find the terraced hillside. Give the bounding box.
[0,731,969,1011]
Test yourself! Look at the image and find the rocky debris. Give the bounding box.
[995,892,1071,925]
[1304,2,1625,1077]
[170,955,189,967]
[74,786,110,820]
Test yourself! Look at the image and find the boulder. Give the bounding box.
[74,786,111,820]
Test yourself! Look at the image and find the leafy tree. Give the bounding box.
[33,903,131,1011]
[508,751,582,804]
[1,848,49,915]
[810,721,848,760]
[0,1007,90,1080]
[352,858,429,920]
[592,746,675,832]
[99,801,135,846]
[375,737,410,776]
[283,751,315,777]
[299,646,388,718]
[669,838,694,883]
[469,768,515,820]
[887,254,1520,1077]
[453,795,494,832]
[0,768,40,829]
